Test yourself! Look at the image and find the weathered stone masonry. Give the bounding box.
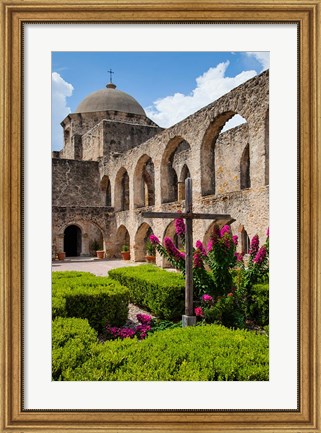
[52,71,269,262]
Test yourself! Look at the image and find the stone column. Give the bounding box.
[177,181,185,201]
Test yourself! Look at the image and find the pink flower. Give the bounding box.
[150,234,160,245]
[220,225,231,237]
[234,252,244,262]
[227,293,233,297]
[207,240,214,252]
[164,237,185,261]
[136,313,152,325]
[193,250,203,269]
[232,235,238,245]
[202,294,213,303]
[253,245,267,264]
[195,240,207,256]
[194,307,204,317]
[175,216,186,236]
[249,234,259,257]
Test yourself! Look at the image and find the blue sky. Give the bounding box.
[52,51,269,150]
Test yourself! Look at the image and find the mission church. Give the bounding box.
[52,70,269,264]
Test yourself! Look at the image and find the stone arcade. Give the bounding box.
[52,71,269,264]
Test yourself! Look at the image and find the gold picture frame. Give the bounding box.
[1,0,320,431]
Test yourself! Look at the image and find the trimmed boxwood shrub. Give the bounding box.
[52,274,130,331]
[54,322,268,381]
[52,317,98,380]
[250,283,269,326]
[52,271,95,280]
[108,265,185,320]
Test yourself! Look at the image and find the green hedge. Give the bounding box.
[52,318,269,381]
[52,271,95,280]
[108,265,185,320]
[52,273,130,331]
[52,317,98,380]
[250,283,269,326]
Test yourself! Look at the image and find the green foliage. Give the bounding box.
[109,264,185,320]
[52,317,98,380]
[145,239,156,255]
[52,273,130,332]
[202,292,246,329]
[249,283,269,326]
[90,239,101,253]
[52,271,94,280]
[205,226,237,294]
[56,324,268,381]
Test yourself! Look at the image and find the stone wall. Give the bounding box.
[52,159,102,206]
[60,110,161,160]
[52,206,116,256]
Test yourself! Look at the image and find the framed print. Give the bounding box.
[0,0,320,432]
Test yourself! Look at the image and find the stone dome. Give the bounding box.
[75,83,146,116]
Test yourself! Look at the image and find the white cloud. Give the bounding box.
[245,52,270,72]
[145,61,257,128]
[52,72,73,151]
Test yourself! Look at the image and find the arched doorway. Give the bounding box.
[201,111,248,196]
[161,136,191,204]
[64,225,82,257]
[115,225,130,258]
[133,154,155,208]
[114,167,130,211]
[134,223,153,261]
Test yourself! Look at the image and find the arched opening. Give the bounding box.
[178,164,191,201]
[133,154,155,208]
[64,225,82,257]
[100,175,111,206]
[201,112,248,196]
[161,137,191,203]
[240,143,251,190]
[241,229,250,254]
[265,109,269,185]
[114,167,130,211]
[134,223,153,262]
[115,225,130,258]
[203,220,230,249]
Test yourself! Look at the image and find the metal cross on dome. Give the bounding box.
[142,177,235,327]
[108,68,114,83]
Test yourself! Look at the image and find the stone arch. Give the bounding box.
[201,111,248,196]
[134,222,153,262]
[161,136,191,203]
[133,154,155,208]
[100,175,111,206]
[64,224,82,257]
[114,167,130,211]
[87,220,105,256]
[115,225,130,258]
[178,164,191,201]
[240,143,251,190]
[265,109,269,185]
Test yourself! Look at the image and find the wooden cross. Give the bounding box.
[142,177,235,327]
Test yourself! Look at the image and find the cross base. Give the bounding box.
[182,315,197,327]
